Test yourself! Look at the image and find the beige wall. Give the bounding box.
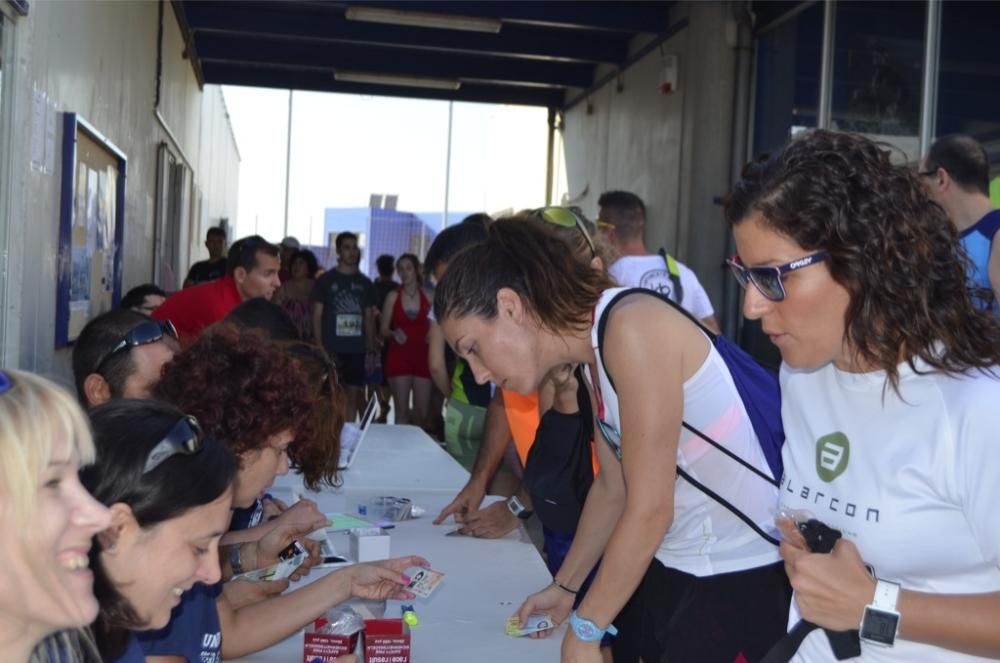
[560,1,739,321]
[0,0,239,381]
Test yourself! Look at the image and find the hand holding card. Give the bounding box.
[505,613,554,637]
[406,568,445,598]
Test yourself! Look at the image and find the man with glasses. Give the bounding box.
[153,235,282,345]
[72,310,180,407]
[597,190,721,333]
[920,135,1000,314]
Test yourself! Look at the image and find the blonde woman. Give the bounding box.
[0,370,111,662]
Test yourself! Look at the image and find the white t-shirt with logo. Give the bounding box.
[779,359,1000,662]
[609,254,715,321]
[589,288,780,577]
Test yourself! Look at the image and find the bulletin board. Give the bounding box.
[55,113,127,346]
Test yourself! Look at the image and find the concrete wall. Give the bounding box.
[0,0,239,381]
[561,1,739,322]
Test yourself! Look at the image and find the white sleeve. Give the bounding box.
[952,378,1000,566]
[679,265,715,319]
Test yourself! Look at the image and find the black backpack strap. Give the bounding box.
[761,620,862,662]
[595,288,714,394]
[595,288,779,546]
[682,422,780,487]
[675,467,780,546]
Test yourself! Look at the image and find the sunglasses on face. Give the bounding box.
[533,206,597,258]
[726,251,829,302]
[93,319,178,374]
[143,415,203,474]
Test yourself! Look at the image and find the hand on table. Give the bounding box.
[561,631,603,663]
[459,501,518,538]
[515,583,575,640]
[343,555,431,601]
[781,537,876,631]
[433,481,486,525]
[222,577,289,609]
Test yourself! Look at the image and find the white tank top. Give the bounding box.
[587,288,780,576]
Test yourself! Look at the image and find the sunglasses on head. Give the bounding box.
[93,319,178,374]
[533,207,597,258]
[726,251,829,302]
[143,415,203,474]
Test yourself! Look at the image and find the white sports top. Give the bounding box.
[587,287,779,576]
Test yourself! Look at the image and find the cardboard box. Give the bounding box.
[302,618,359,663]
[363,618,411,663]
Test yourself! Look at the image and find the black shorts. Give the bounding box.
[333,352,366,387]
[611,559,791,663]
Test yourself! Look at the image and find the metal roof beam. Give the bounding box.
[183,2,628,65]
[201,61,563,106]
[336,1,671,34]
[195,33,593,88]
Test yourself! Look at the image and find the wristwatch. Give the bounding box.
[228,544,244,576]
[570,611,618,642]
[859,579,901,647]
[506,495,534,520]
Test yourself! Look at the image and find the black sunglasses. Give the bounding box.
[726,251,829,302]
[143,415,203,474]
[93,319,178,374]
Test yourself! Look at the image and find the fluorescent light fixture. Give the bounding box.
[334,70,462,91]
[345,6,502,33]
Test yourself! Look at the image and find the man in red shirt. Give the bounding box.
[153,235,281,345]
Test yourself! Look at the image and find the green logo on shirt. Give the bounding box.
[815,432,850,482]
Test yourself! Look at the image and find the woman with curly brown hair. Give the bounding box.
[285,340,346,492]
[726,129,1000,661]
[144,323,428,662]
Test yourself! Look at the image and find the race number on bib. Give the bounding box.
[336,314,363,337]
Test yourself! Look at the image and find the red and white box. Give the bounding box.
[302,617,360,663]
[363,618,411,663]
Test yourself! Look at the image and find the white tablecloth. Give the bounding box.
[274,423,471,496]
[238,425,563,662]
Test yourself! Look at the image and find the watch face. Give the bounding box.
[576,623,596,639]
[860,608,899,646]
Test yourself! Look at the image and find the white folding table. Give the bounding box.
[238,424,563,662]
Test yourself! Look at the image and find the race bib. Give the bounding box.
[335,314,363,337]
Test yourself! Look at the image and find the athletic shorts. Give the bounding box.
[333,352,366,387]
[611,558,791,663]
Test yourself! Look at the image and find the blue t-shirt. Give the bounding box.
[960,209,1000,313]
[137,582,223,663]
[108,634,145,663]
[229,497,264,531]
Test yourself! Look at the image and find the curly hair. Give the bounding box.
[283,341,346,490]
[155,324,312,458]
[434,216,616,333]
[725,129,1000,391]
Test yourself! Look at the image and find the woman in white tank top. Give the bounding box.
[434,213,789,663]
